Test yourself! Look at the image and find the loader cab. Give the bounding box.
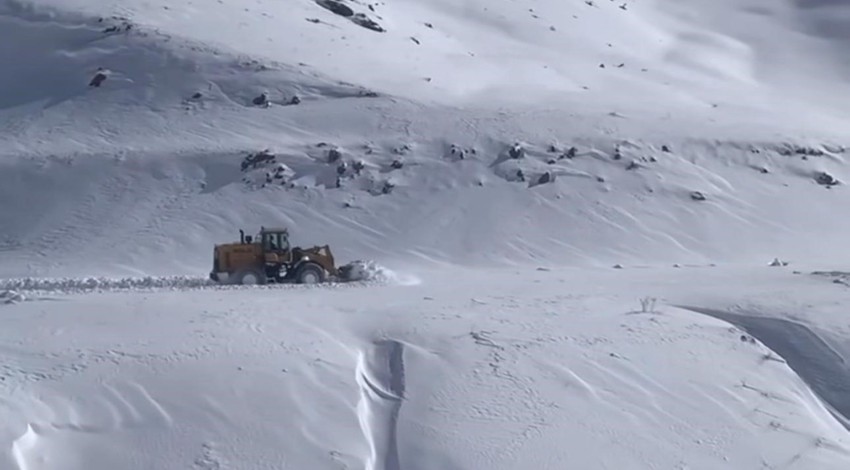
[261,229,290,253]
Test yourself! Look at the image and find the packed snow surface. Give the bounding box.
[3,0,850,468]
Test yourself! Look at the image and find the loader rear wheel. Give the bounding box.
[236,269,266,285]
[295,263,325,284]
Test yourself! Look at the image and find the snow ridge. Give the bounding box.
[356,340,406,470]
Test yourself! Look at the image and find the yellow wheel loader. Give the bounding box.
[209,226,363,285]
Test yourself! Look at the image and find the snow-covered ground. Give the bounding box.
[3,266,850,470]
[3,0,850,467]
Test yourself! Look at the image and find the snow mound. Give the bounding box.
[0,270,404,295]
[342,260,421,286]
[0,276,215,293]
[0,289,26,304]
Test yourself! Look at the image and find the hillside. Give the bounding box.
[2,0,850,277]
[3,1,850,469]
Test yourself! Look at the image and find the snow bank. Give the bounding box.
[342,260,421,286]
[0,261,409,294]
[0,289,25,304]
[0,276,215,293]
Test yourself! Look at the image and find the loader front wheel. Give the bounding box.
[295,263,325,284]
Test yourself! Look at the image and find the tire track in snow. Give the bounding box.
[356,339,405,470]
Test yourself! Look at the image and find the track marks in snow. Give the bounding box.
[356,339,406,470]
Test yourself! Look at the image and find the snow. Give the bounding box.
[3,0,850,467]
[3,267,850,470]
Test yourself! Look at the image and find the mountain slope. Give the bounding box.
[1,0,850,278]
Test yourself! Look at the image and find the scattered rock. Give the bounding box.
[690,191,706,201]
[101,16,133,33]
[625,160,640,171]
[769,258,789,267]
[191,92,203,100]
[547,158,557,165]
[252,92,270,107]
[815,171,839,186]
[613,264,624,269]
[778,144,826,157]
[315,0,354,17]
[381,181,395,194]
[351,13,385,32]
[509,143,525,159]
[327,148,342,163]
[536,171,554,185]
[241,150,276,171]
[661,145,671,153]
[390,159,404,170]
[353,160,366,174]
[448,144,472,160]
[393,144,411,155]
[410,37,420,45]
[516,169,526,182]
[89,69,108,87]
[288,95,301,105]
[561,146,578,159]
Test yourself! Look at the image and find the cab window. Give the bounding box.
[263,232,289,251]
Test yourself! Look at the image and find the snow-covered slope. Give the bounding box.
[2,0,850,277]
[3,0,850,468]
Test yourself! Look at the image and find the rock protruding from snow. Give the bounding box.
[315,0,385,32]
[816,171,840,186]
[316,0,354,17]
[690,191,707,201]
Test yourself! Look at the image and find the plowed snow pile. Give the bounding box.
[0,261,403,293]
